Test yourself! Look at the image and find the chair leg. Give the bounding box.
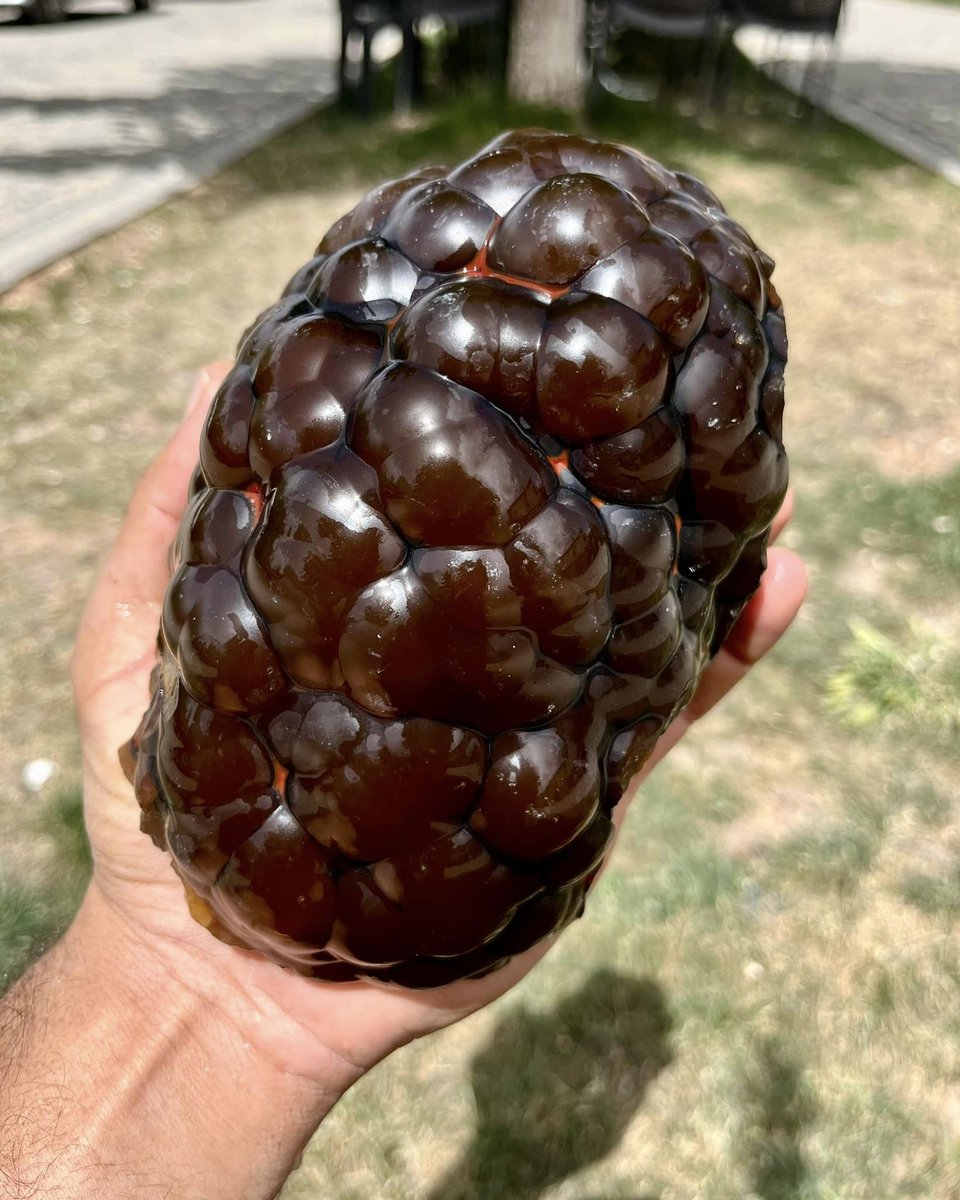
[800,38,815,101]
[807,33,838,128]
[655,37,668,105]
[585,0,610,105]
[362,26,375,113]
[488,7,507,90]
[697,18,725,113]
[394,19,417,114]
[412,21,425,103]
[821,35,839,106]
[713,21,735,112]
[339,19,350,102]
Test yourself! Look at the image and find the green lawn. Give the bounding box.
[2,57,959,1197]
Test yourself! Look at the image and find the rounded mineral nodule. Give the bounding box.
[123,129,788,987]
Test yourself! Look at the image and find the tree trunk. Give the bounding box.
[507,0,586,112]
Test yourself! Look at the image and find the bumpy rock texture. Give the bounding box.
[122,129,788,988]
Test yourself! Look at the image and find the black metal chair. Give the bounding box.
[395,0,511,112]
[587,0,730,110]
[724,0,844,104]
[338,0,509,113]
[338,1,403,112]
[725,0,842,36]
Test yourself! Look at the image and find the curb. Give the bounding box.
[816,82,960,187]
[0,84,336,295]
[755,57,960,188]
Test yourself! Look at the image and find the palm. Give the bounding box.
[70,365,807,1084]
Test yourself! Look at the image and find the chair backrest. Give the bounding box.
[401,0,508,21]
[611,0,724,20]
[725,0,843,35]
[340,0,403,25]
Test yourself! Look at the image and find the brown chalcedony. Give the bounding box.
[122,129,788,988]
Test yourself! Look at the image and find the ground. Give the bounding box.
[0,0,342,289]
[1,63,959,1197]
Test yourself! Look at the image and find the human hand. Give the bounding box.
[0,360,807,1200]
[72,361,807,1078]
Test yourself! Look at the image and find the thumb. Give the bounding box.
[103,362,232,608]
[72,362,232,712]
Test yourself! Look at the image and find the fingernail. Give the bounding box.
[773,547,807,592]
[769,553,790,585]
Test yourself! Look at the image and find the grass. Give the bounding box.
[826,618,960,735]
[2,41,960,1200]
[901,868,960,918]
[424,969,674,1200]
[0,789,90,991]
[731,1036,818,1199]
[0,875,63,989]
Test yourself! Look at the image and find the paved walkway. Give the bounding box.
[737,0,960,186]
[0,0,343,292]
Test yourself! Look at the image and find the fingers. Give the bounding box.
[636,546,807,782]
[106,362,232,606]
[682,546,807,725]
[643,491,803,769]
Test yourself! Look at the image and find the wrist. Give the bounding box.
[0,881,356,1200]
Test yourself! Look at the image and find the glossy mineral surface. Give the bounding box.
[123,129,788,987]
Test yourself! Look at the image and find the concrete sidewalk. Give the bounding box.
[737,0,960,186]
[0,0,343,293]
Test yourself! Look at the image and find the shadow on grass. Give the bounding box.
[737,1037,817,1200]
[426,969,672,1200]
[901,868,960,918]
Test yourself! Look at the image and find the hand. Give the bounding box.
[0,362,806,1200]
[70,361,806,1077]
[3,364,806,1200]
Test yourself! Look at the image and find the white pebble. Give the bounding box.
[743,960,766,982]
[21,759,57,792]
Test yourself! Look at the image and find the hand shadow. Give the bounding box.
[426,968,672,1200]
